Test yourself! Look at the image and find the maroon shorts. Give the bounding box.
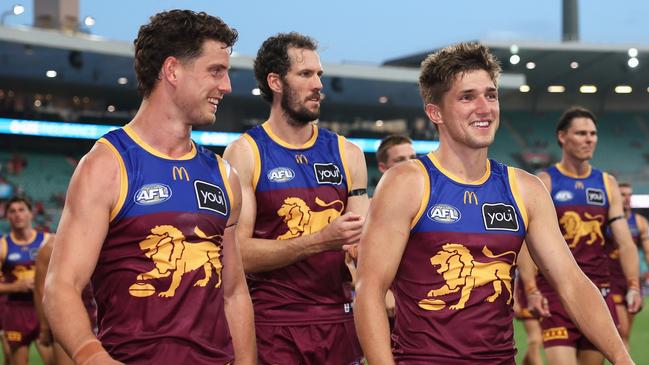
[3,301,39,350]
[540,287,618,350]
[256,319,362,365]
[609,273,628,307]
[0,296,7,331]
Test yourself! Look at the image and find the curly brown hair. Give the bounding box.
[134,10,238,97]
[253,32,317,103]
[419,43,501,106]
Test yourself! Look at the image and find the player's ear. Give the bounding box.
[425,103,443,127]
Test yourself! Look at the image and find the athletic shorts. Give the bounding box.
[256,319,363,365]
[3,301,39,350]
[0,295,7,331]
[609,269,628,306]
[540,287,618,349]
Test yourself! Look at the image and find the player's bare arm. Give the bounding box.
[220,166,257,364]
[34,235,55,346]
[516,168,633,364]
[354,160,425,364]
[44,142,123,364]
[224,137,364,273]
[606,175,643,312]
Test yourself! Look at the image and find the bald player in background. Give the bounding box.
[606,182,649,349]
[43,10,255,364]
[518,106,642,365]
[224,32,368,364]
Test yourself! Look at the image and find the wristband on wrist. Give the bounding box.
[525,284,540,295]
[627,278,640,291]
[72,339,105,365]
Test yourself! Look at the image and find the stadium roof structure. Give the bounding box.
[385,39,649,112]
[0,26,524,109]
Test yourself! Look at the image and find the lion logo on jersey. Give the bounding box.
[417,243,517,311]
[276,197,344,239]
[129,225,223,298]
[559,211,605,248]
[12,265,35,281]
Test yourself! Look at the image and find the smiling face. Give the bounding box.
[431,69,499,149]
[279,47,324,125]
[558,117,598,162]
[174,39,232,126]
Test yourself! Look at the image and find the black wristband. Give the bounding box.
[349,188,367,197]
[607,215,624,225]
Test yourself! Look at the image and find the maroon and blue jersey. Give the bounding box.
[606,212,641,302]
[538,164,611,292]
[94,125,234,364]
[0,231,47,303]
[392,154,527,364]
[243,122,354,325]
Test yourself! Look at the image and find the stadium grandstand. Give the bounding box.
[1,0,649,363]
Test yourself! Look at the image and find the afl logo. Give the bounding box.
[7,253,21,262]
[134,183,172,205]
[268,167,295,183]
[554,190,573,202]
[428,204,461,224]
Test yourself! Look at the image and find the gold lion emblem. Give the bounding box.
[276,197,344,240]
[130,225,223,298]
[418,243,517,311]
[559,211,605,248]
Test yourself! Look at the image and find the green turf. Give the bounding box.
[5,308,649,364]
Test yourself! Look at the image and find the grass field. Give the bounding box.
[4,307,649,364]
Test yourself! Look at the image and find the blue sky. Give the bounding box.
[4,1,648,64]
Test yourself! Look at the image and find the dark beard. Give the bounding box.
[280,83,320,125]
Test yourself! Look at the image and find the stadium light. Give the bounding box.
[614,85,632,94]
[83,16,95,27]
[0,4,25,25]
[525,62,536,70]
[378,96,388,104]
[519,85,530,93]
[117,77,128,85]
[251,88,261,96]
[628,48,639,58]
[510,44,519,54]
[46,70,57,78]
[628,57,639,68]
[509,55,520,65]
[570,61,579,69]
[547,85,565,93]
[579,85,597,94]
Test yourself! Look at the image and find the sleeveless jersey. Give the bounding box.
[0,231,47,302]
[244,122,353,325]
[606,213,640,293]
[94,125,234,364]
[392,154,527,364]
[538,164,611,291]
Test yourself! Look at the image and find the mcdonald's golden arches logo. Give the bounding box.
[574,181,584,190]
[295,154,309,164]
[172,166,190,181]
[463,191,478,205]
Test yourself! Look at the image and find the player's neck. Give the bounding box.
[624,208,632,219]
[558,156,591,177]
[433,143,489,183]
[10,227,35,243]
[127,99,194,158]
[266,108,316,147]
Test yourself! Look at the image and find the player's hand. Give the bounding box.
[626,288,643,313]
[321,212,364,250]
[526,290,550,318]
[13,278,34,292]
[385,289,396,318]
